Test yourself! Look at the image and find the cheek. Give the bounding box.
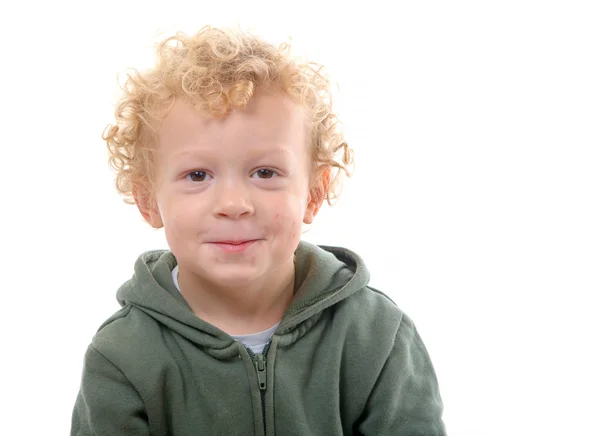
[272,217,300,247]
[271,202,304,240]
[160,198,202,246]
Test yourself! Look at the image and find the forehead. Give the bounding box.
[156,92,308,159]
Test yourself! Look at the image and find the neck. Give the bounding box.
[177,259,295,336]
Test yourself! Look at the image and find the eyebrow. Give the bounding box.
[171,146,295,161]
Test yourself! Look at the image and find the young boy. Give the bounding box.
[71,26,446,435]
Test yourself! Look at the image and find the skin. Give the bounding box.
[135,91,329,335]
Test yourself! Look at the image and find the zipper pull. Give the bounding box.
[254,354,267,391]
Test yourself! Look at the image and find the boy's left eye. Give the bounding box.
[252,169,277,179]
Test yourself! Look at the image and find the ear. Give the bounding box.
[133,186,164,229]
[303,165,331,225]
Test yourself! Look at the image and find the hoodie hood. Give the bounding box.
[115,240,370,353]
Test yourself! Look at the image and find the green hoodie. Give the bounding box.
[71,241,446,435]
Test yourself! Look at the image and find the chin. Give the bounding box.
[214,275,260,290]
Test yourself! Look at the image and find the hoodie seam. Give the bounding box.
[365,286,399,307]
[88,344,147,409]
[96,305,133,332]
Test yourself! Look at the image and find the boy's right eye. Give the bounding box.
[187,171,211,182]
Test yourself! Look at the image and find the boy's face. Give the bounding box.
[137,92,323,288]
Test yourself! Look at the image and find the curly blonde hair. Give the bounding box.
[103,26,353,209]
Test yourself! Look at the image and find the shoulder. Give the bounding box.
[329,286,415,355]
[88,305,160,370]
[339,285,407,328]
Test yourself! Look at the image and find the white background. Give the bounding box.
[1,1,598,435]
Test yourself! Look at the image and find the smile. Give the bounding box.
[209,240,259,253]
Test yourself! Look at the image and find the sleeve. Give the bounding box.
[355,315,447,436]
[70,345,150,436]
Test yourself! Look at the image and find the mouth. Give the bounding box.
[208,239,260,253]
[215,240,256,245]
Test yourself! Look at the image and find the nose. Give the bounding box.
[212,178,254,219]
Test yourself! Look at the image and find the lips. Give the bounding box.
[208,239,260,253]
[214,240,255,245]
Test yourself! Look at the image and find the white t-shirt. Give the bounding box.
[171,265,279,354]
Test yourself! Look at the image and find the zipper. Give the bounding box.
[255,353,267,436]
[247,342,271,436]
[255,353,267,391]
